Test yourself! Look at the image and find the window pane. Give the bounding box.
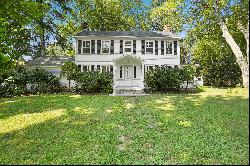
[120,66,122,78]
[125,41,131,46]
[91,65,95,71]
[134,66,136,78]
[83,48,90,53]
[166,42,172,54]
[102,48,109,53]
[146,48,153,54]
[125,48,131,52]
[86,41,90,47]
[82,66,88,71]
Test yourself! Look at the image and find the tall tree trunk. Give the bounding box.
[219,21,249,88]
[40,23,46,57]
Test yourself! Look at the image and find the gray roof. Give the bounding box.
[75,31,181,39]
[27,56,75,67]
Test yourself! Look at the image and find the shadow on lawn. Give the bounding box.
[0,91,249,164]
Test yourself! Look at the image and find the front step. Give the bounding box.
[110,86,149,96]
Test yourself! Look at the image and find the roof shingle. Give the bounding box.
[75,31,181,39]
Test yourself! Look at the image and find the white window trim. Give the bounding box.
[101,40,111,54]
[81,40,91,54]
[123,40,133,54]
[165,41,173,55]
[146,65,154,72]
[145,40,155,55]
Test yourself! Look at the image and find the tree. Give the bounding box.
[60,61,79,91]
[192,39,242,87]
[149,0,185,32]
[186,0,249,88]
[0,0,44,72]
[46,44,65,57]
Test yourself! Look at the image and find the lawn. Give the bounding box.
[0,87,249,165]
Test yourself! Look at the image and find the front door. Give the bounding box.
[124,65,133,86]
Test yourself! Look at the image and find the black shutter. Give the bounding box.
[155,41,158,55]
[78,40,82,54]
[133,40,136,54]
[111,40,114,54]
[161,41,164,55]
[174,41,177,55]
[141,40,145,55]
[91,40,95,54]
[120,40,123,54]
[97,40,101,54]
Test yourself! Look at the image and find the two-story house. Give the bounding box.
[73,28,181,95]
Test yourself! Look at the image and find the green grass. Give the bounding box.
[0,87,249,164]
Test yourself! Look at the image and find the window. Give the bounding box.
[82,65,88,71]
[78,40,82,54]
[124,40,132,53]
[146,41,154,54]
[134,66,136,78]
[119,66,123,78]
[146,65,154,72]
[82,41,91,54]
[110,65,113,74]
[97,65,100,70]
[101,40,110,54]
[91,65,95,71]
[165,41,172,54]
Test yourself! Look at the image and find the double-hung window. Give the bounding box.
[101,40,110,54]
[124,40,132,53]
[145,41,154,54]
[82,41,91,54]
[165,41,172,54]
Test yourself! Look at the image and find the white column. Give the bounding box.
[141,61,145,89]
[113,61,116,89]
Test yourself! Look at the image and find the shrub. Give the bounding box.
[74,70,113,94]
[27,68,63,94]
[144,65,182,92]
[144,65,197,93]
[60,61,80,91]
[0,66,64,97]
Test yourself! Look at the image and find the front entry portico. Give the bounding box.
[112,55,145,94]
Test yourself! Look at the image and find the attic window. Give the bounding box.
[101,40,110,54]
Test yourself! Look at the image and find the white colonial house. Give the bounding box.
[73,28,181,95]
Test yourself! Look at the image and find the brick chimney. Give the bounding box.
[163,25,172,32]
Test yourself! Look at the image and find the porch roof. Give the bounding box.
[113,55,143,64]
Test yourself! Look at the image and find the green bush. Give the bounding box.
[144,65,196,93]
[27,68,63,94]
[74,70,113,94]
[0,66,63,97]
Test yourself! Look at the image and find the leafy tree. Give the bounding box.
[0,0,44,72]
[186,0,249,88]
[46,44,65,57]
[149,0,185,32]
[192,39,242,87]
[60,61,80,91]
